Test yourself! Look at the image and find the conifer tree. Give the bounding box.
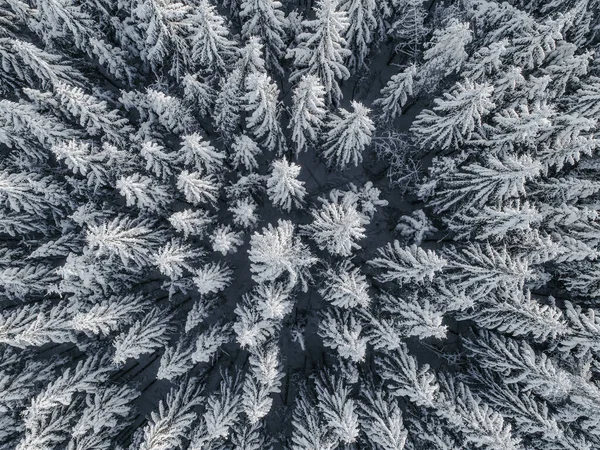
[230,134,261,171]
[239,0,287,74]
[287,0,351,105]
[374,64,417,124]
[290,74,327,154]
[180,133,226,173]
[302,191,369,256]
[244,72,283,152]
[339,0,377,70]
[189,0,237,76]
[369,242,447,285]
[266,158,307,212]
[113,308,174,365]
[411,79,495,150]
[323,101,374,169]
[390,0,429,60]
[248,220,317,290]
[422,19,472,85]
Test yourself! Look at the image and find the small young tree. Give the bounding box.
[51,140,109,188]
[396,210,437,245]
[242,345,284,423]
[324,101,374,169]
[375,344,439,407]
[153,240,198,280]
[185,297,216,333]
[444,243,533,301]
[140,141,179,180]
[210,225,244,255]
[52,81,131,142]
[390,0,429,60]
[134,0,193,76]
[291,390,336,450]
[71,295,149,337]
[116,173,170,211]
[182,73,216,117]
[137,379,203,450]
[193,262,233,295]
[0,38,78,88]
[266,158,307,211]
[253,282,293,321]
[229,198,259,229]
[169,209,214,238]
[359,385,408,450]
[191,323,232,363]
[339,0,377,70]
[430,154,542,214]
[113,308,175,365]
[213,69,243,139]
[71,385,138,440]
[315,372,360,443]
[234,298,276,349]
[0,301,74,348]
[177,170,221,206]
[85,216,162,268]
[421,19,472,84]
[190,374,242,447]
[319,309,368,363]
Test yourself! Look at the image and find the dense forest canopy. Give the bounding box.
[0,0,600,449]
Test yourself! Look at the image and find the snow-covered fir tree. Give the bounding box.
[290,74,327,154]
[266,157,307,211]
[287,0,351,105]
[323,101,374,169]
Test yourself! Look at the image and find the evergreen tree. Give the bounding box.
[113,307,174,364]
[290,74,327,154]
[340,0,377,70]
[390,0,429,60]
[323,101,374,169]
[266,158,307,211]
[287,0,351,105]
[411,79,495,150]
[231,134,261,171]
[239,0,287,74]
[422,19,472,86]
[374,64,417,124]
[248,220,317,290]
[302,191,369,256]
[180,133,227,173]
[189,0,237,76]
[369,242,447,285]
[244,72,283,152]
